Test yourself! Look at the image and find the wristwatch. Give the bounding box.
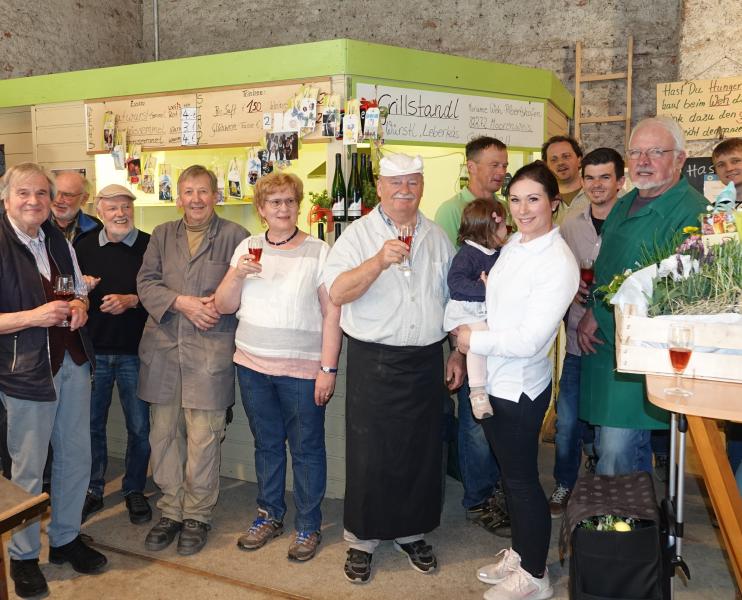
[319,366,338,374]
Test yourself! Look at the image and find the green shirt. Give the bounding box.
[579,177,706,429]
[434,186,509,248]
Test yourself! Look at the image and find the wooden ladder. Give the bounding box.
[574,36,634,151]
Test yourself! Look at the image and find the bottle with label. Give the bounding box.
[331,153,347,222]
[334,222,342,244]
[346,152,362,221]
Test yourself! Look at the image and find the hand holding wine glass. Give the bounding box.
[398,224,413,272]
[244,237,264,279]
[578,258,594,302]
[53,275,75,327]
[664,323,693,397]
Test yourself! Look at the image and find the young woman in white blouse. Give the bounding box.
[456,161,579,600]
[215,172,341,562]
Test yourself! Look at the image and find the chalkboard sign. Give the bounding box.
[356,83,545,148]
[683,156,714,194]
[656,75,742,141]
[85,78,333,153]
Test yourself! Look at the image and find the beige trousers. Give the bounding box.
[149,375,226,524]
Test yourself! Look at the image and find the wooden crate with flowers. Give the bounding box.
[605,187,742,384]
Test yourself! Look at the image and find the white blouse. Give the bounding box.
[469,227,579,402]
[231,235,328,361]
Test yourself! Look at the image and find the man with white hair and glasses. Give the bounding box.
[577,117,706,476]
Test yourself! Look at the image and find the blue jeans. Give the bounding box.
[236,365,326,532]
[89,354,150,497]
[0,353,91,559]
[457,379,501,509]
[595,425,653,476]
[553,353,594,489]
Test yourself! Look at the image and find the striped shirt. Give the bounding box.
[7,217,87,296]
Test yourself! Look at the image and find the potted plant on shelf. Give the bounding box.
[307,189,334,230]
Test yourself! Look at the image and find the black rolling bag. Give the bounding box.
[560,472,673,600]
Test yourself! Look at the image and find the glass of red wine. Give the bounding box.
[53,274,75,327]
[247,236,264,279]
[664,323,693,397]
[579,258,594,300]
[398,224,413,272]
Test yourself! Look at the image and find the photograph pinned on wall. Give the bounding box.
[322,107,340,138]
[343,113,360,145]
[258,149,274,176]
[126,158,141,184]
[228,158,242,199]
[102,111,115,151]
[283,109,302,133]
[159,164,172,201]
[141,155,156,194]
[247,149,262,186]
[266,131,299,167]
[363,107,381,140]
[111,129,127,170]
[299,97,317,129]
[126,144,142,184]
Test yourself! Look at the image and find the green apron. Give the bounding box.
[579,178,707,429]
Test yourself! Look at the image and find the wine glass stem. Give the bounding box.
[675,372,681,391]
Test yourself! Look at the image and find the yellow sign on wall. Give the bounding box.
[656,76,742,141]
[85,78,333,153]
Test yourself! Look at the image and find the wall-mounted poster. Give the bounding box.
[356,83,545,148]
[656,75,742,141]
[85,78,332,152]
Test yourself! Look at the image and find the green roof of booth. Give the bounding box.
[0,39,572,117]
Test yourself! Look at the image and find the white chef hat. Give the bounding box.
[379,153,424,177]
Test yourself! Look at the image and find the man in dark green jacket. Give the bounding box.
[577,117,706,475]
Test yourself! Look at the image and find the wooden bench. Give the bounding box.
[0,479,49,600]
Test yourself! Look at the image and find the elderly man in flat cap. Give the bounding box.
[75,184,153,526]
[323,153,465,584]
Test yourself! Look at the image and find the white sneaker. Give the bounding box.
[471,392,493,420]
[483,565,553,600]
[477,547,521,584]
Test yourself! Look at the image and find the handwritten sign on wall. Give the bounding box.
[356,83,545,148]
[85,79,332,152]
[656,76,742,141]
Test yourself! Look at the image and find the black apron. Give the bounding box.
[344,335,444,540]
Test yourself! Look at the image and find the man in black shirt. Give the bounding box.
[75,184,152,526]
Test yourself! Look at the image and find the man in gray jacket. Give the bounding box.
[137,164,248,556]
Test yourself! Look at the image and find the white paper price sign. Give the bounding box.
[181,107,198,146]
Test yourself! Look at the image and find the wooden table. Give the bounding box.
[646,375,742,594]
[0,479,49,600]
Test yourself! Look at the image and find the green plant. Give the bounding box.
[648,238,742,316]
[308,190,331,209]
[362,180,378,209]
[578,515,635,532]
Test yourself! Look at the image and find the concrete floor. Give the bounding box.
[5,441,738,600]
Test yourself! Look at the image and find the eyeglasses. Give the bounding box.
[627,148,676,161]
[56,191,84,201]
[265,197,298,209]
